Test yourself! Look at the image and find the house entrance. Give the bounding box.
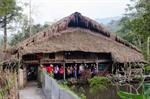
[27,65,38,81]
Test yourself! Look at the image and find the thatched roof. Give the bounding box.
[0,49,18,62]
[0,51,12,62]
[17,12,145,63]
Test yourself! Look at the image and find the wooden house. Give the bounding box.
[14,12,145,88]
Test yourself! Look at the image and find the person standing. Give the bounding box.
[67,67,71,78]
[91,65,97,77]
[74,65,78,79]
[70,66,73,78]
[54,65,59,80]
[47,64,53,77]
[59,66,64,80]
[79,64,84,77]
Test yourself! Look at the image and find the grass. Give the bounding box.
[0,66,17,99]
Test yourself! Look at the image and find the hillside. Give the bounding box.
[95,16,121,33]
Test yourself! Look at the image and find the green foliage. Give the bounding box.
[9,17,49,46]
[117,91,146,99]
[117,0,150,61]
[80,93,86,99]
[0,0,22,50]
[58,81,81,99]
[58,80,70,89]
[88,76,112,93]
[145,65,150,71]
[0,0,22,27]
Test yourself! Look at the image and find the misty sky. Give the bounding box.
[22,0,130,24]
[0,0,131,35]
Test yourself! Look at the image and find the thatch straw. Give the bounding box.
[16,12,145,63]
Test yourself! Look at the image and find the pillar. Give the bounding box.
[63,62,66,80]
[96,61,99,73]
[18,68,24,89]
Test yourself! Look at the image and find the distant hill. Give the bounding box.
[95,16,121,25]
[95,16,122,33]
[0,34,3,41]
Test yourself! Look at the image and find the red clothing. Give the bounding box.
[47,66,53,73]
[59,67,64,74]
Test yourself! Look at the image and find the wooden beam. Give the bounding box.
[23,60,39,64]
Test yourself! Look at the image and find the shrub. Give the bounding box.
[89,76,113,93]
[80,93,86,99]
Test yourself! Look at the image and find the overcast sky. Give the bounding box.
[22,0,130,24]
[0,0,131,35]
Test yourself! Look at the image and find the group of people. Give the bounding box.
[43,63,98,80]
[66,64,79,79]
[43,64,64,80]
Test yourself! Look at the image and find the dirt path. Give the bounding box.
[19,82,45,99]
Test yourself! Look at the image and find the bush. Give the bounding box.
[80,93,86,99]
[89,76,113,93]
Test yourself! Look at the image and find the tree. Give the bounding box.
[0,0,22,51]
[116,0,150,96]
[118,0,150,60]
[9,15,49,47]
[89,76,113,93]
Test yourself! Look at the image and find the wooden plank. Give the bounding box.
[23,58,111,64]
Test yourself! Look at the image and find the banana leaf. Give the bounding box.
[117,91,146,99]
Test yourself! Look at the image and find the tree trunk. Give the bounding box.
[3,16,7,52]
[147,37,150,62]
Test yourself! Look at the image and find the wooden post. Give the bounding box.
[96,61,99,73]
[63,62,66,80]
[39,60,42,83]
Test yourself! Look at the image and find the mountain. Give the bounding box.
[95,16,122,33]
[95,16,121,25]
[0,34,3,40]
